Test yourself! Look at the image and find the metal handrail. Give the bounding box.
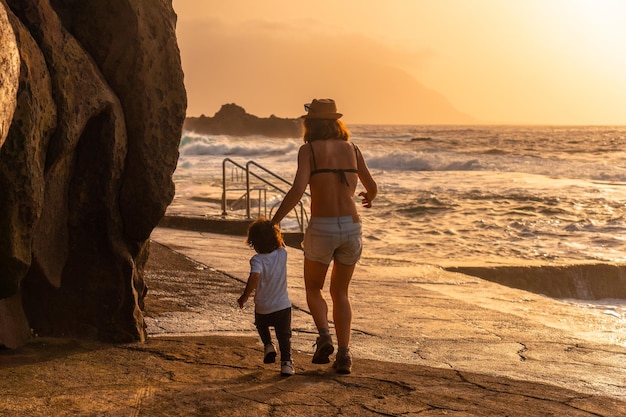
[221,158,248,216]
[246,161,310,231]
[221,158,309,231]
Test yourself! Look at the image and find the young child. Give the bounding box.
[237,218,294,376]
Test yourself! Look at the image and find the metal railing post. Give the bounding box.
[245,165,251,219]
[221,159,228,216]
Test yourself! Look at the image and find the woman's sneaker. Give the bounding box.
[312,335,334,364]
[263,343,277,364]
[280,360,295,376]
[333,349,352,374]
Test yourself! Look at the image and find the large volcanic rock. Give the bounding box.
[184,103,302,138]
[0,0,186,348]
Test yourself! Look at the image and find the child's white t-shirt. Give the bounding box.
[250,247,291,314]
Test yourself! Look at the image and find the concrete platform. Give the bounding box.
[2,230,625,416]
[149,225,626,401]
[158,214,305,248]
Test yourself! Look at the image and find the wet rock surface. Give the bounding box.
[2,241,624,416]
[4,336,626,417]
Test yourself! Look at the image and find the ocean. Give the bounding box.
[172,124,626,266]
[163,123,626,349]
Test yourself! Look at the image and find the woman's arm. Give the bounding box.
[356,147,378,208]
[270,145,311,224]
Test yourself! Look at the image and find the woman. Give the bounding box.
[270,98,377,374]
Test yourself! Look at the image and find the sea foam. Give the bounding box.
[173,125,626,264]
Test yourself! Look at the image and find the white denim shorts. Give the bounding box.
[303,216,362,265]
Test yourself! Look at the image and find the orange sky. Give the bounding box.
[173,0,626,125]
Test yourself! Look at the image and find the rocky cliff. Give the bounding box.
[0,0,186,348]
[184,103,302,138]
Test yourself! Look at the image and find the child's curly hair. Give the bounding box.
[245,218,284,254]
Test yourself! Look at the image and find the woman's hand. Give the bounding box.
[359,191,372,208]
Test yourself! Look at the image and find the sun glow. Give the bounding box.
[551,1,626,51]
[523,0,626,122]
[173,0,626,125]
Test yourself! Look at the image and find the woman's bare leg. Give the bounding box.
[303,257,331,330]
[329,261,356,349]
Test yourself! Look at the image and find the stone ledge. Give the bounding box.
[158,215,304,249]
[446,264,626,300]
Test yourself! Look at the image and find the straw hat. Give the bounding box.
[302,98,343,119]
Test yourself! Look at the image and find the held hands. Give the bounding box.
[359,191,373,208]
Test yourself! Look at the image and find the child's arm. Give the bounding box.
[237,272,260,308]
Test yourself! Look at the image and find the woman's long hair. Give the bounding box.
[303,119,350,143]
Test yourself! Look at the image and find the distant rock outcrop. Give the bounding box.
[184,103,302,138]
[0,0,186,348]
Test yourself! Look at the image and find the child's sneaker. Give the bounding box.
[280,360,295,376]
[333,349,352,374]
[263,343,277,364]
[312,334,334,364]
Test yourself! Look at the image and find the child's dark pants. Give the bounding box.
[255,307,292,361]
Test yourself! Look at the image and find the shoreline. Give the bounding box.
[157,214,626,300]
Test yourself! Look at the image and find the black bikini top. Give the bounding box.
[309,141,359,187]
